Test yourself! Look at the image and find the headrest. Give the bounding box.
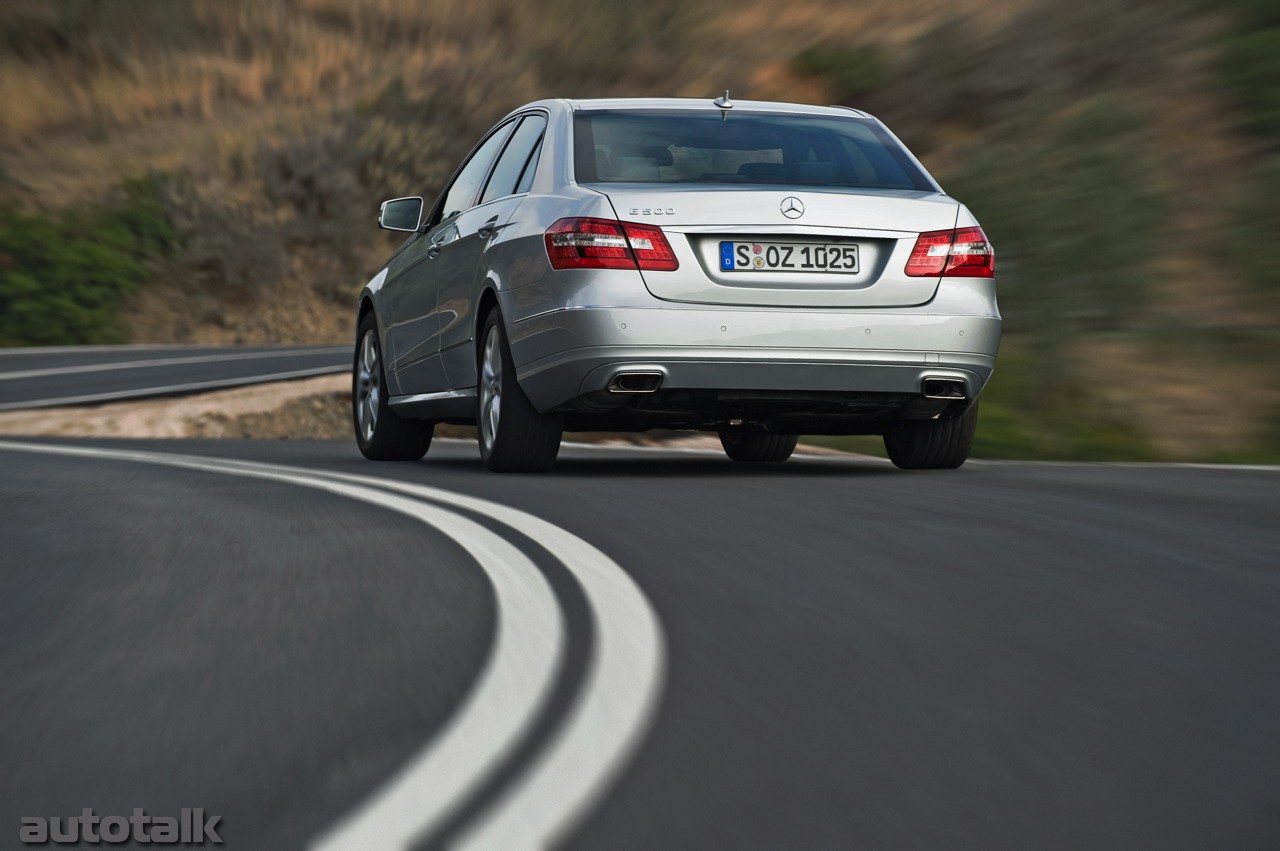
[612,144,674,166]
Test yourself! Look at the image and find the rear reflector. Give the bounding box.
[904,226,995,278]
[545,217,679,271]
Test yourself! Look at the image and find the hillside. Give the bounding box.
[1,0,1277,461]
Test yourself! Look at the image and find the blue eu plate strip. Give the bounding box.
[720,241,734,271]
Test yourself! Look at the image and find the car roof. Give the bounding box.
[568,97,870,119]
[504,97,871,121]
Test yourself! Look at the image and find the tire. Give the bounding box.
[477,309,562,472]
[883,401,978,470]
[719,431,799,463]
[352,312,433,461]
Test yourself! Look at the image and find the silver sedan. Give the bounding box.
[353,96,999,471]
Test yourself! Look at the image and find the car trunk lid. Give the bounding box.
[596,186,960,308]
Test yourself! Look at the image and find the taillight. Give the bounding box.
[620,221,679,271]
[904,226,995,278]
[545,217,678,271]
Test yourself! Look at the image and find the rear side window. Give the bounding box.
[574,110,933,191]
[515,135,543,195]
[481,114,547,204]
[438,121,515,221]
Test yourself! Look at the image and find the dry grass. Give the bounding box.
[121,263,356,346]
[1074,336,1278,456]
[0,0,1030,150]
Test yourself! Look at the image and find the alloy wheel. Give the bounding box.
[356,329,380,443]
[480,326,502,451]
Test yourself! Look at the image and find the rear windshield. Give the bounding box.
[574,110,934,191]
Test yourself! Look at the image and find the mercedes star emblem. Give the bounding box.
[780,197,804,219]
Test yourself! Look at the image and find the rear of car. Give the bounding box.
[354,96,998,471]
[508,100,998,467]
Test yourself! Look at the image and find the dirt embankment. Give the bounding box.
[0,375,854,456]
[0,374,351,439]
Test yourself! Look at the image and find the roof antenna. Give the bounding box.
[713,89,732,121]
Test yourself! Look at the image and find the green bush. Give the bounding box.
[1216,27,1280,141]
[945,96,1168,333]
[529,0,707,94]
[1253,406,1280,460]
[1219,156,1280,309]
[969,341,1159,461]
[0,174,178,346]
[1216,0,1280,29]
[792,44,890,100]
[1,0,203,65]
[800,341,1160,462]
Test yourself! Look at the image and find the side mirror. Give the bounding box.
[378,196,424,232]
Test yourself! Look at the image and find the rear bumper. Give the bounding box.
[509,306,1000,412]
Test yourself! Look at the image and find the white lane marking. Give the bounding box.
[0,441,564,851]
[0,366,349,411]
[110,452,668,849]
[231,464,667,851]
[443,496,664,851]
[968,459,1280,473]
[0,344,177,355]
[0,347,349,381]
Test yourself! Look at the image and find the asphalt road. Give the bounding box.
[0,344,350,410]
[2,436,1277,850]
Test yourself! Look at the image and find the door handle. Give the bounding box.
[477,216,500,240]
[426,245,440,259]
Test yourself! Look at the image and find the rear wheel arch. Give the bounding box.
[356,296,376,339]
[475,288,501,360]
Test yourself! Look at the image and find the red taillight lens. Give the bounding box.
[620,221,679,271]
[545,218,633,269]
[904,230,953,277]
[545,217,678,271]
[904,226,995,278]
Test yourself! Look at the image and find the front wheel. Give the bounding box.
[477,310,562,472]
[353,313,433,461]
[883,402,978,470]
[719,431,798,463]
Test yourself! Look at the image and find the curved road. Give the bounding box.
[1,434,1277,850]
[0,344,349,410]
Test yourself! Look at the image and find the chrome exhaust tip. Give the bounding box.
[607,372,663,393]
[921,377,967,400]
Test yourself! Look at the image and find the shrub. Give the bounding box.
[866,0,1198,149]
[944,96,1168,333]
[1219,156,1280,309]
[1216,28,1280,142]
[970,342,1159,460]
[791,44,890,101]
[529,0,707,94]
[1216,0,1280,28]
[357,116,453,205]
[259,128,366,250]
[0,174,179,345]
[110,173,182,258]
[159,179,289,304]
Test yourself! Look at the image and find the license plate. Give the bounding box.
[719,241,859,273]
